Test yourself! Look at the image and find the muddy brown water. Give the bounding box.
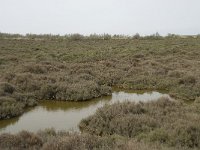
[0,90,171,134]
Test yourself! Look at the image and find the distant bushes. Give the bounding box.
[0,32,23,39]
[2,32,198,40]
[133,33,140,39]
[68,33,85,41]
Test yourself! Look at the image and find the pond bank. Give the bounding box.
[0,89,171,134]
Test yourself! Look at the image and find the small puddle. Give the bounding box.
[0,90,170,134]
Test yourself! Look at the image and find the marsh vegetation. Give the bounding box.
[0,33,200,149]
[0,90,169,134]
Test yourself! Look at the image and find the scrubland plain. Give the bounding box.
[0,34,200,149]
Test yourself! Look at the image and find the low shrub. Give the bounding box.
[0,129,193,150]
[179,74,196,85]
[0,131,42,150]
[23,64,48,74]
[80,98,200,149]
[0,97,24,119]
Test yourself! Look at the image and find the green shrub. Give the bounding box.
[69,34,84,41]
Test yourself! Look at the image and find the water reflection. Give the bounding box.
[41,95,111,111]
[0,90,170,134]
[112,91,171,103]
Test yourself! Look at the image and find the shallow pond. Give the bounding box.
[0,90,171,134]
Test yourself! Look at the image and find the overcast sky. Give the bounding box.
[0,0,200,35]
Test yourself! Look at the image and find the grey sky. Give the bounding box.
[0,0,200,35]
